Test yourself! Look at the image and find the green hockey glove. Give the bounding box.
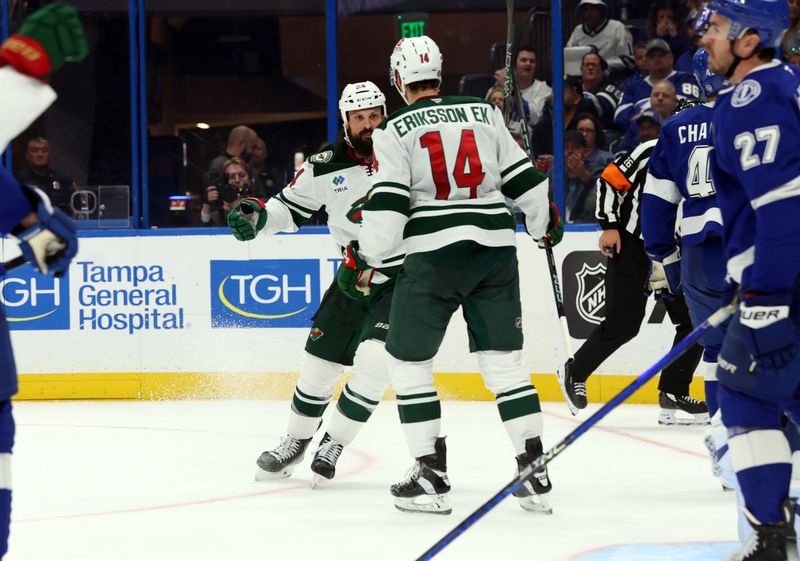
[537,201,564,248]
[336,242,374,300]
[227,197,267,241]
[0,3,88,79]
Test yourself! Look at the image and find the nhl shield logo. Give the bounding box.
[575,263,606,325]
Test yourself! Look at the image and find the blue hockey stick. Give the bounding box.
[415,301,736,561]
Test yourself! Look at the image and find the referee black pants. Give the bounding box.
[570,229,703,395]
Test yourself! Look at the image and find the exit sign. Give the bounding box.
[394,12,429,40]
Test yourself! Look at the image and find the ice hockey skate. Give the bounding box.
[391,436,451,515]
[729,502,794,561]
[513,436,553,514]
[658,391,710,426]
[255,435,311,481]
[556,360,586,415]
[310,433,344,488]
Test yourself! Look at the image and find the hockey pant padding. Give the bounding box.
[701,360,720,416]
[390,354,441,458]
[478,350,543,455]
[287,353,343,439]
[0,400,14,560]
[328,339,390,445]
[721,384,792,524]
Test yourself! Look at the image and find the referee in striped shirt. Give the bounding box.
[559,110,707,424]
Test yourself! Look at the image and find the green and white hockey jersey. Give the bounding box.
[259,141,403,269]
[359,96,550,262]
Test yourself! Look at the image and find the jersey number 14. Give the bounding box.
[420,129,486,200]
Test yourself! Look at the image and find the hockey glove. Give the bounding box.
[536,202,564,249]
[336,242,373,300]
[227,197,267,241]
[740,292,798,371]
[646,249,681,300]
[0,3,88,80]
[13,185,77,277]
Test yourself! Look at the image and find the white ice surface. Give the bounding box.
[8,400,745,561]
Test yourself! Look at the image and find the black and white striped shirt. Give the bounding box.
[595,139,656,238]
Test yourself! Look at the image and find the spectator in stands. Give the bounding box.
[617,80,676,154]
[487,86,505,112]
[566,0,634,73]
[16,137,76,215]
[200,157,252,227]
[633,110,663,144]
[647,0,690,61]
[580,52,622,129]
[204,125,258,189]
[786,30,800,66]
[613,39,700,131]
[673,8,702,73]
[531,76,597,158]
[632,41,649,76]
[249,138,278,200]
[782,0,800,62]
[575,112,614,168]
[491,46,552,134]
[563,125,611,224]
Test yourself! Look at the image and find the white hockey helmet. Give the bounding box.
[389,36,443,104]
[339,81,387,145]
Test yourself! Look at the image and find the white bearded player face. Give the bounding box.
[339,81,387,147]
[389,36,443,105]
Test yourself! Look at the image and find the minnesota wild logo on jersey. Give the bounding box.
[346,195,369,224]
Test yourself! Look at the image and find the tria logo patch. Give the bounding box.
[309,327,324,341]
[332,175,345,186]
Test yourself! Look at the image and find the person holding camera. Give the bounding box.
[199,157,252,226]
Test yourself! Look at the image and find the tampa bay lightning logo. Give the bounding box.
[731,80,762,108]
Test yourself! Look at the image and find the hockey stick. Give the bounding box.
[502,3,573,364]
[501,0,515,126]
[414,301,736,561]
[2,256,26,272]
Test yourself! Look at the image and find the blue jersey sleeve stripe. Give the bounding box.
[644,173,682,204]
[681,207,723,237]
[750,175,800,210]
[727,245,755,285]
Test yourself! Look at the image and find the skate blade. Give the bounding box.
[254,464,296,482]
[517,493,553,515]
[310,473,330,489]
[394,494,452,515]
[658,411,710,426]
[556,367,579,416]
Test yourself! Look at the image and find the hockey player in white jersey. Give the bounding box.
[227,82,400,485]
[337,36,563,514]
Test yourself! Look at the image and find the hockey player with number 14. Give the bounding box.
[698,1,800,559]
[0,3,85,558]
[339,36,563,515]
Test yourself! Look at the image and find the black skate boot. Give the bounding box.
[557,360,586,415]
[255,435,311,481]
[729,501,794,561]
[391,437,451,515]
[513,436,553,514]
[658,392,710,426]
[310,433,344,488]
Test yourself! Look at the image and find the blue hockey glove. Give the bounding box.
[13,185,77,276]
[336,242,373,300]
[740,292,798,371]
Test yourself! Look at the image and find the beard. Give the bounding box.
[349,129,373,155]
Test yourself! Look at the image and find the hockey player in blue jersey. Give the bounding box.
[0,4,85,559]
[698,0,799,559]
[642,49,728,418]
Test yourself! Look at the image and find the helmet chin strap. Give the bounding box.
[723,36,759,80]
